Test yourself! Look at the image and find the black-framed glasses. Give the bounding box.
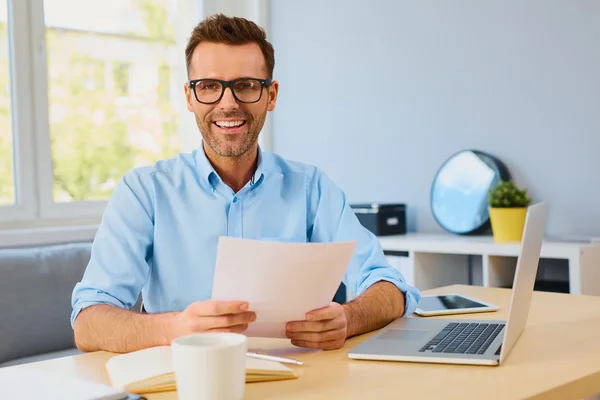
[188,77,272,104]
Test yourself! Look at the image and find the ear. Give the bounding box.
[266,80,279,112]
[184,82,194,112]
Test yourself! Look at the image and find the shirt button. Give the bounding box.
[232,197,238,203]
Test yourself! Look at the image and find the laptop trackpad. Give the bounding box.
[379,329,429,341]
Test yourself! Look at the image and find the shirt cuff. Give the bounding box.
[357,274,421,318]
[70,290,128,328]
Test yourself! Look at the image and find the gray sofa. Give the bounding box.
[0,242,93,367]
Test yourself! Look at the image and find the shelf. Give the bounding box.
[379,233,596,258]
[378,233,600,296]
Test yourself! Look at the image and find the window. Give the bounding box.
[158,61,171,101]
[44,0,180,204]
[0,1,14,206]
[114,62,131,97]
[0,0,270,241]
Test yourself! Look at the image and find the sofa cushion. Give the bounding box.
[0,242,92,365]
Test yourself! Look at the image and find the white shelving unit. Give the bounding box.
[377,233,600,296]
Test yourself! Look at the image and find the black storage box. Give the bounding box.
[350,203,406,236]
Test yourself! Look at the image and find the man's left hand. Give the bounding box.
[286,302,348,350]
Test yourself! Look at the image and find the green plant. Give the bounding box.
[488,180,532,208]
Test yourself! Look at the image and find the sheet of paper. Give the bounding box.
[212,237,357,338]
[0,365,128,400]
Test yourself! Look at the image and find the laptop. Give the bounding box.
[348,201,548,366]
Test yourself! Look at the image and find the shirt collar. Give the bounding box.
[193,142,266,189]
[192,143,217,186]
[252,147,266,187]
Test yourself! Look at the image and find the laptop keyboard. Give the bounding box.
[419,322,505,355]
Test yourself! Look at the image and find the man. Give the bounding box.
[72,14,420,353]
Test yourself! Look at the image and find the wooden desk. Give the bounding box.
[4,285,600,399]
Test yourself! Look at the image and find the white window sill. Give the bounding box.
[0,224,99,248]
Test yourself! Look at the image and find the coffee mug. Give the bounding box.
[171,332,247,400]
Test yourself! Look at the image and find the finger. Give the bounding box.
[291,338,345,350]
[287,329,345,343]
[207,324,249,334]
[287,316,345,333]
[189,300,249,316]
[305,302,343,321]
[210,311,256,329]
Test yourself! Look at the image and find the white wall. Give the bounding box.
[270,0,600,236]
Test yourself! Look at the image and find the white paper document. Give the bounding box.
[212,237,357,338]
[0,365,128,400]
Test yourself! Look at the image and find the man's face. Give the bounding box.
[185,42,278,158]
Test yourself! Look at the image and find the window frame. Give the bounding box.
[29,0,108,220]
[0,0,38,224]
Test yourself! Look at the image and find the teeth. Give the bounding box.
[215,120,244,128]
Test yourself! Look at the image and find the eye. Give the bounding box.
[197,81,220,91]
[234,80,259,91]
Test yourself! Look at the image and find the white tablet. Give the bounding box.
[414,293,500,317]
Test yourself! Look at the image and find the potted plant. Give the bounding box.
[488,180,532,242]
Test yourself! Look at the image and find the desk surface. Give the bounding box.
[5,285,600,400]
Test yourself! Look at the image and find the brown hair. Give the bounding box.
[185,14,275,79]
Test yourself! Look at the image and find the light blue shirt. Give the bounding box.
[71,146,421,327]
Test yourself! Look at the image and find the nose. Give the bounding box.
[217,86,239,110]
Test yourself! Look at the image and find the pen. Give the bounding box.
[247,352,304,365]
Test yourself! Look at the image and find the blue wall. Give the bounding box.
[270,0,600,236]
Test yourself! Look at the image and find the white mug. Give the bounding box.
[171,332,247,400]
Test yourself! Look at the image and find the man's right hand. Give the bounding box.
[169,300,256,340]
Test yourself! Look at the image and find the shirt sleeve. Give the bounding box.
[307,168,421,317]
[70,170,155,327]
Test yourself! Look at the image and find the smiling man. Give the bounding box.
[71,14,420,353]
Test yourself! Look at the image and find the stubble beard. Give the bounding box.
[195,108,267,158]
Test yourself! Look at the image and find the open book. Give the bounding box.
[105,346,298,394]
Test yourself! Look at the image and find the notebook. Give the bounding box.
[105,346,298,394]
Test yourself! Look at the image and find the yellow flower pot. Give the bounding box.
[489,207,528,243]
